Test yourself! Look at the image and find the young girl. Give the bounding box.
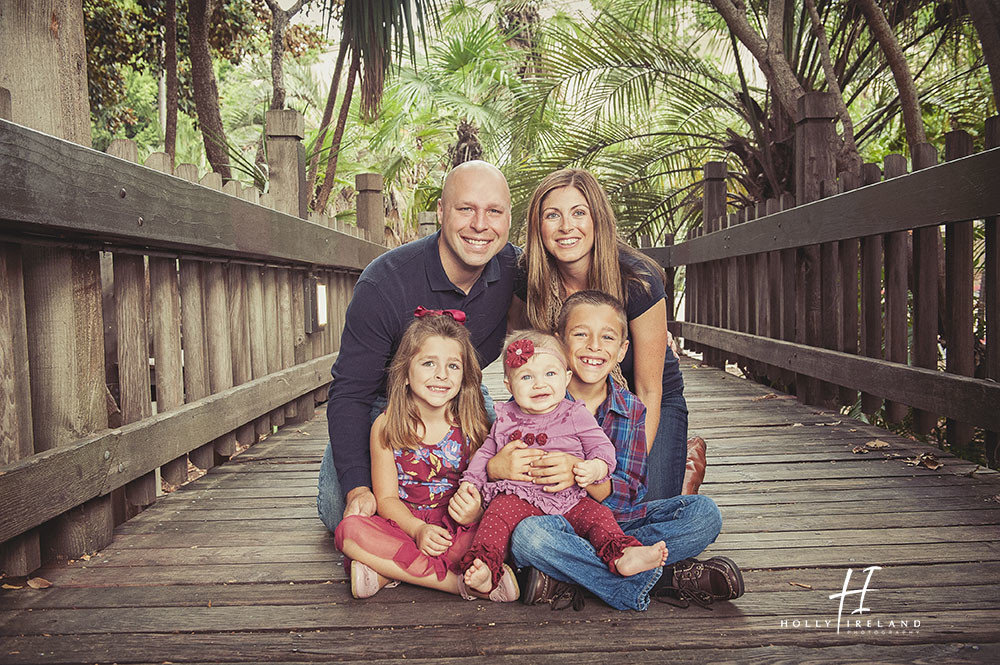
[334,309,519,601]
[459,330,668,597]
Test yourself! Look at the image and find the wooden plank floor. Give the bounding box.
[3,357,1000,664]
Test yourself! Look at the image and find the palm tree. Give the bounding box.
[310,0,441,213]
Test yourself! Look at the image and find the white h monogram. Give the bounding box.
[829,566,881,634]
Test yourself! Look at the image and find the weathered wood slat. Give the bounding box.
[0,119,384,270]
[663,146,1000,265]
[910,144,940,435]
[0,354,337,543]
[944,131,976,448]
[883,154,909,424]
[672,322,1000,431]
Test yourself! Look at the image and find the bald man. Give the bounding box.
[318,161,519,531]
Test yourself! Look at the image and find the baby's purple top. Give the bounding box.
[462,399,617,515]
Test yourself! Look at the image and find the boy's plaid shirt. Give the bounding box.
[594,377,648,522]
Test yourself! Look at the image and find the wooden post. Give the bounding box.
[662,233,676,324]
[794,92,838,405]
[944,131,975,449]
[279,269,297,420]
[204,260,237,460]
[985,117,1000,467]
[265,110,307,218]
[883,154,909,424]
[175,167,213,470]
[289,270,315,423]
[725,212,739,369]
[911,144,940,435]
[737,207,752,372]
[0,242,41,575]
[0,88,41,575]
[837,172,860,408]
[418,211,438,238]
[859,163,884,416]
[819,183,843,409]
[144,152,188,488]
[702,162,727,369]
[356,173,385,243]
[246,264,271,438]
[23,245,112,561]
[263,267,284,429]
[765,198,782,385]
[779,194,797,391]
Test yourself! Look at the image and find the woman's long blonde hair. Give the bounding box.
[381,313,489,452]
[523,168,662,333]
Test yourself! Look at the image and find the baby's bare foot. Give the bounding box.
[464,558,493,594]
[616,541,668,576]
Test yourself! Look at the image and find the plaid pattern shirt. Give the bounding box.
[593,377,648,522]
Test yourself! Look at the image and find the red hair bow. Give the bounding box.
[505,339,534,368]
[414,305,466,324]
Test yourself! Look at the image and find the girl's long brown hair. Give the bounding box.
[380,313,489,452]
[522,168,663,333]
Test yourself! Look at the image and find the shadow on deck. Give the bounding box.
[2,357,999,664]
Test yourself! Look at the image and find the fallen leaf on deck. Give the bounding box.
[852,446,869,454]
[985,495,1000,504]
[752,393,777,402]
[792,423,804,427]
[80,554,91,561]
[789,582,813,589]
[2,583,23,590]
[26,577,52,589]
[866,439,890,449]
[903,452,943,470]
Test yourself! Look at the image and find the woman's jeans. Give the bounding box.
[645,387,688,501]
[510,494,722,610]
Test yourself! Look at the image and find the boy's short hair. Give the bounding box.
[556,290,628,338]
[503,329,568,377]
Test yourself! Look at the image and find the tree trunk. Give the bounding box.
[164,0,178,160]
[856,0,926,155]
[313,47,359,214]
[188,0,231,180]
[968,0,1000,112]
[264,0,304,112]
[709,0,805,121]
[308,37,349,196]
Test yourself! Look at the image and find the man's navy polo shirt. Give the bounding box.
[327,231,519,494]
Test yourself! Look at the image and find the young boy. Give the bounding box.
[509,290,744,611]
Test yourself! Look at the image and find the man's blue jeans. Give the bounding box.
[317,385,495,534]
[645,387,689,501]
[510,494,722,610]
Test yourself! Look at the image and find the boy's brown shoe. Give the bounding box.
[520,567,585,611]
[652,556,744,608]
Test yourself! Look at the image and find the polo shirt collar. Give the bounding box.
[425,230,502,294]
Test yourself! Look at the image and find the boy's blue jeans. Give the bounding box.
[510,494,723,611]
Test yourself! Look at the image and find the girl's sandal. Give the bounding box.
[350,560,400,599]
[458,563,520,603]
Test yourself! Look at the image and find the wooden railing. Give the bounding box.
[0,107,388,575]
[644,93,999,463]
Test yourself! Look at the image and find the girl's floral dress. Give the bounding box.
[334,427,478,581]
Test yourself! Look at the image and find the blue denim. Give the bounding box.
[317,384,495,533]
[510,494,722,610]
[645,387,688,501]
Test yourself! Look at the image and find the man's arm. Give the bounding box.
[327,279,398,507]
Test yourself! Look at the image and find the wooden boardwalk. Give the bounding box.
[2,357,1000,664]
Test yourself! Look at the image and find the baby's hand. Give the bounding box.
[415,523,453,557]
[574,459,608,487]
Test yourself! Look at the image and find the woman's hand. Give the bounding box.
[486,440,546,482]
[448,482,483,525]
[530,452,586,492]
[573,459,609,487]
[415,523,453,557]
